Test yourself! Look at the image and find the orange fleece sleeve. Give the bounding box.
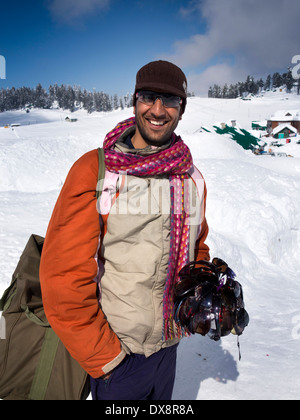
[40,149,126,378]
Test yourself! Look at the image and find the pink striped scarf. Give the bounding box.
[103,117,193,340]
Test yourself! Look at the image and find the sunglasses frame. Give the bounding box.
[136,90,183,108]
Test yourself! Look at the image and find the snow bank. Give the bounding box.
[0,94,300,400]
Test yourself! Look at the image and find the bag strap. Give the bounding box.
[21,305,50,327]
[96,147,105,200]
[28,328,60,400]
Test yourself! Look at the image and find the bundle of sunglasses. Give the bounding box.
[174,258,249,342]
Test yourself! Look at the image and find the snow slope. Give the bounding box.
[1,92,300,400]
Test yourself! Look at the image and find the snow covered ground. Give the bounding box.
[0,91,300,400]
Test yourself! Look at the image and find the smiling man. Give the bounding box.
[40,60,210,400]
[132,61,186,148]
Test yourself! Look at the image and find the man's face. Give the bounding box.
[133,91,183,148]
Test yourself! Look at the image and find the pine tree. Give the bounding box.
[65,86,75,112]
[113,94,119,110]
[284,69,295,93]
[272,72,283,88]
[228,84,238,98]
[212,84,222,98]
[257,78,264,92]
[222,83,228,98]
[264,74,271,90]
[34,83,49,108]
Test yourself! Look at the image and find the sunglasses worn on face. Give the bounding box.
[136,91,183,108]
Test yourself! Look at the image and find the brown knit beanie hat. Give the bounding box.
[133,60,188,113]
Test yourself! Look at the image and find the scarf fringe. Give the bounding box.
[163,316,191,341]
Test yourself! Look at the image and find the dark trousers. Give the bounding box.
[90,344,178,400]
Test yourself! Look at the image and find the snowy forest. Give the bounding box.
[208,68,300,98]
[0,83,135,113]
[0,83,198,114]
[1,68,299,113]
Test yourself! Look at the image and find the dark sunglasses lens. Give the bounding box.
[200,292,213,309]
[221,288,236,310]
[221,280,242,310]
[175,275,198,299]
[212,257,228,273]
[221,309,235,336]
[163,96,181,107]
[232,308,250,335]
[192,310,211,336]
[176,297,193,327]
[138,91,181,108]
[138,93,155,105]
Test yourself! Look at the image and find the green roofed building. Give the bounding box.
[213,124,260,150]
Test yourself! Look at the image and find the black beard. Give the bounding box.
[137,131,171,147]
[135,116,179,147]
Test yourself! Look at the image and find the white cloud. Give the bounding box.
[162,0,300,95]
[47,0,111,24]
[188,63,247,96]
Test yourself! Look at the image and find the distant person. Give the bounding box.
[40,60,210,400]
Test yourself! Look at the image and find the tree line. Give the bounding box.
[208,68,300,99]
[0,83,134,113]
[3,70,297,112]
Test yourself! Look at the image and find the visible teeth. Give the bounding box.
[150,120,165,126]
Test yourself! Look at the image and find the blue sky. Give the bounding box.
[1,0,300,96]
